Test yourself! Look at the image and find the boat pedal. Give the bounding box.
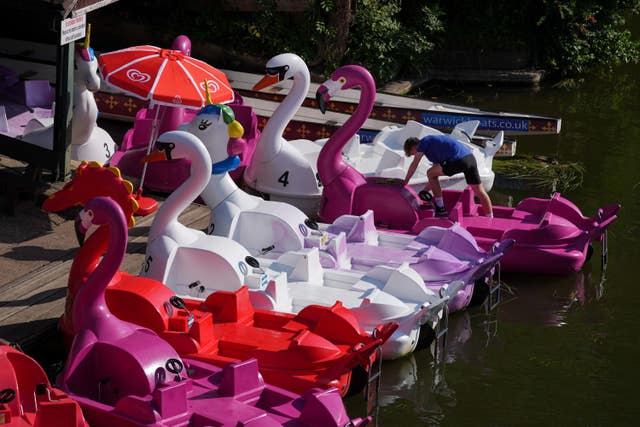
[601,229,609,272]
[435,302,449,342]
[431,303,450,367]
[364,346,382,404]
[487,263,502,312]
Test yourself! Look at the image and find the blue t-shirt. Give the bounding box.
[417,134,471,164]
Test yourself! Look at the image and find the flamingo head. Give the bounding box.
[253,53,308,91]
[75,197,122,245]
[315,65,373,114]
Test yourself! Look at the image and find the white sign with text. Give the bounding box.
[60,14,86,45]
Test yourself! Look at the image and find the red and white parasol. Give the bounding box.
[97,44,234,213]
[98,45,234,107]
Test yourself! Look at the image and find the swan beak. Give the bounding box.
[316,86,329,114]
[74,217,87,246]
[141,151,167,164]
[253,74,279,91]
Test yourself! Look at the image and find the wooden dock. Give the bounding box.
[0,171,210,350]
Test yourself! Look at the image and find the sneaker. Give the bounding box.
[418,190,433,202]
[434,205,448,217]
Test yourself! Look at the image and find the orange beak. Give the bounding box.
[141,151,167,164]
[253,74,279,91]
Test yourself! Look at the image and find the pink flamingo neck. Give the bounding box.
[317,66,375,187]
[72,198,127,334]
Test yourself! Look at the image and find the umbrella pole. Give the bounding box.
[134,103,162,216]
[139,103,162,189]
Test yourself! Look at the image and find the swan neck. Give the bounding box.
[257,70,310,161]
[202,172,244,208]
[73,220,126,331]
[150,146,211,241]
[318,80,374,185]
[72,85,98,145]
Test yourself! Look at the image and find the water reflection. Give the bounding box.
[498,271,587,327]
[350,267,608,426]
[366,310,495,424]
[499,264,613,327]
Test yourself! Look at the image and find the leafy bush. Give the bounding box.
[536,0,640,76]
[347,1,443,81]
[97,0,639,84]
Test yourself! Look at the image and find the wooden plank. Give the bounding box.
[0,199,211,346]
[227,68,477,115]
[242,96,396,132]
[0,41,560,137]
[226,68,561,136]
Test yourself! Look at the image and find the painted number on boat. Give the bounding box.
[278,171,290,187]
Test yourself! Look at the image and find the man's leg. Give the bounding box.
[426,164,444,199]
[427,165,448,216]
[471,184,493,217]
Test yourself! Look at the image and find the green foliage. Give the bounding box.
[347,0,403,82]
[223,0,319,61]
[536,0,640,76]
[102,0,640,84]
[347,1,443,82]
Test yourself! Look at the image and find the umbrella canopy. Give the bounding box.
[98,45,234,108]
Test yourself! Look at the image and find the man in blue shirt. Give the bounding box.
[403,134,493,217]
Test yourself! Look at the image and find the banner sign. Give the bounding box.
[356,129,379,144]
[422,112,530,132]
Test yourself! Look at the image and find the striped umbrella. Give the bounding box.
[98,45,234,107]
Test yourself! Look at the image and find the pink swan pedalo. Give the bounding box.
[314,65,620,275]
[56,196,369,427]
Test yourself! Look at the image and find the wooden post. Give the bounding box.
[53,15,74,181]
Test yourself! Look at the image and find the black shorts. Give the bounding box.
[441,154,481,185]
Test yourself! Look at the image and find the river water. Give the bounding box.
[343,61,640,426]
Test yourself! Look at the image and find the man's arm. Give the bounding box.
[403,153,423,185]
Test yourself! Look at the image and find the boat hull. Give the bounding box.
[410,188,620,275]
[0,345,88,427]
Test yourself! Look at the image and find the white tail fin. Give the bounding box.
[484,131,504,158]
[450,120,480,143]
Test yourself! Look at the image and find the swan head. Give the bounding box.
[143,130,214,180]
[253,53,309,91]
[315,65,374,114]
[74,23,100,92]
[178,104,244,175]
[74,45,99,92]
